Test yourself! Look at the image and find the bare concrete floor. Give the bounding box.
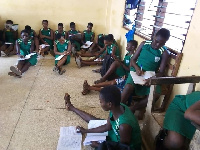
[0,55,109,150]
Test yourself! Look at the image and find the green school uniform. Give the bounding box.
[68,30,80,51]
[97,34,104,48]
[108,103,142,150]
[30,29,34,39]
[164,91,200,140]
[125,40,167,96]
[107,43,120,58]
[40,28,53,49]
[115,53,133,77]
[55,40,70,65]
[5,30,15,44]
[55,30,66,40]
[83,30,94,42]
[18,38,37,65]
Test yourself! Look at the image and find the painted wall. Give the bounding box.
[0,0,109,37]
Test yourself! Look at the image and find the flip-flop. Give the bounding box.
[10,66,22,76]
[8,72,21,78]
[75,56,81,68]
[59,69,66,75]
[64,93,71,111]
[82,80,90,95]
[53,66,59,73]
[92,69,101,73]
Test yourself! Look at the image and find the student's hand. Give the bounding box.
[144,78,151,86]
[63,51,68,55]
[19,55,24,58]
[84,43,88,46]
[136,68,143,76]
[44,42,49,45]
[90,141,100,148]
[40,35,45,39]
[76,126,87,134]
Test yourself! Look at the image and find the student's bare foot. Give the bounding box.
[82,80,90,95]
[64,93,73,111]
[10,66,22,76]
[75,56,82,68]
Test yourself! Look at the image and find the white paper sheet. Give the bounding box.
[81,41,93,49]
[17,53,36,60]
[5,42,13,45]
[130,71,155,85]
[87,120,108,136]
[55,55,65,61]
[83,135,106,146]
[57,126,82,150]
[12,24,18,31]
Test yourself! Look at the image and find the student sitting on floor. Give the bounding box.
[0,20,17,56]
[38,20,54,57]
[88,33,105,53]
[53,33,71,75]
[8,30,37,78]
[121,28,170,115]
[155,91,200,150]
[81,22,95,53]
[75,34,119,68]
[25,25,39,52]
[64,85,141,150]
[54,23,67,40]
[67,22,81,54]
[94,40,138,84]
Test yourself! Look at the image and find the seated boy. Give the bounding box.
[75,34,119,68]
[38,20,54,56]
[121,28,170,115]
[65,85,141,150]
[25,25,39,52]
[0,20,17,56]
[54,23,67,40]
[156,91,200,150]
[8,30,37,78]
[67,22,81,54]
[94,40,138,84]
[53,33,71,75]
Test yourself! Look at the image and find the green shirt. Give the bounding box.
[109,103,141,150]
[98,34,104,48]
[18,38,32,56]
[5,30,15,44]
[55,39,69,53]
[83,30,94,42]
[40,28,53,48]
[107,43,120,58]
[68,29,78,35]
[55,30,66,39]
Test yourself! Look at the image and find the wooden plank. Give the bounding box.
[150,76,200,85]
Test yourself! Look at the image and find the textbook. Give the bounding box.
[130,71,155,85]
[81,41,93,49]
[57,126,82,150]
[83,120,108,146]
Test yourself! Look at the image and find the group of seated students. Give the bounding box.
[0,19,200,150]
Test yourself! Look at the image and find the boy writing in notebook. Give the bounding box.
[64,85,141,150]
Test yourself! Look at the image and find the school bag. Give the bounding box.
[100,55,114,77]
[97,141,131,150]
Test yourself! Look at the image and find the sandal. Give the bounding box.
[75,56,81,68]
[10,66,22,76]
[94,78,103,84]
[8,72,22,78]
[64,93,72,111]
[82,80,90,95]
[59,69,66,75]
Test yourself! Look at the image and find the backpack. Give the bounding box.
[100,55,114,77]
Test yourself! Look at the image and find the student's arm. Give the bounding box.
[66,41,72,54]
[12,29,18,40]
[15,40,23,58]
[131,41,145,76]
[91,33,95,42]
[64,32,67,40]
[33,30,37,38]
[77,117,112,134]
[119,124,132,145]
[43,29,54,40]
[54,41,65,55]
[184,100,200,125]
[30,41,34,53]
[81,32,85,44]
[2,29,6,41]
[121,62,130,71]
[39,30,46,44]
[155,50,170,77]
[111,45,116,58]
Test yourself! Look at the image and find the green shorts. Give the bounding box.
[125,73,150,96]
[163,95,196,140]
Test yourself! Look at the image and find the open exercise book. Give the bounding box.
[17,53,37,60]
[83,120,108,146]
[57,126,82,150]
[130,71,155,85]
[69,33,82,39]
[81,41,93,49]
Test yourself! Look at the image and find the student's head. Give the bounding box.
[99,85,121,111]
[126,40,138,52]
[152,28,170,50]
[56,33,65,44]
[42,20,48,28]
[104,34,114,46]
[58,23,63,32]
[20,30,29,42]
[87,22,93,32]
[5,20,13,29]
[25,25,32,35]
[70,22,76,30]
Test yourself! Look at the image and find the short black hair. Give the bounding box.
[70,22,75,27]
[128,40,138,48]
[58,23,63,27]
[21,29,29,35]
[156,28,170,40]
[104,34,114,42]
[56,33,62,40]
[6,20,13,24]
[42,20,48,23]
[88,22,93,27]
[25,25,31,31]
[100,85,121,106]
